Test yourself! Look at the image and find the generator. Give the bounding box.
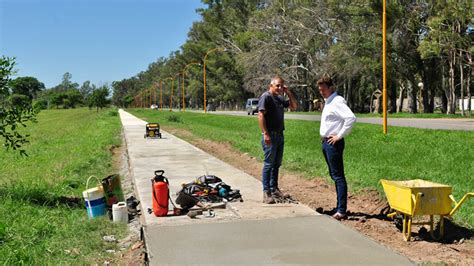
[144,123,162,138]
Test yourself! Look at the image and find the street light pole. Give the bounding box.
[203,47,225,113]
[182,62,201,112]
[162,77,174,111]
[171,72,180,112]
[159,80,163,111]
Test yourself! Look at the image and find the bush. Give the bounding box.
[33,99,48,110]
[107,108,118,116]
[167,114,182,123]
[9,94,31,108]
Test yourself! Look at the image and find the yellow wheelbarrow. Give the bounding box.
[381,179,473,241]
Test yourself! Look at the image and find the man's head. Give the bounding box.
[317,76,334,99]
[269,76,284,96]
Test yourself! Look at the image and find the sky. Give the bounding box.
[0,0,205,88]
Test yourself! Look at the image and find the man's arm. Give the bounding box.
[284,87,298,111]
[258,110,271,145]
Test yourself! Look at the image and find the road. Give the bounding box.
[208,111,474,131]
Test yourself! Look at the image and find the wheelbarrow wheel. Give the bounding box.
[402,214,413,241]
[393,214,403,231]
[429,215,445,241]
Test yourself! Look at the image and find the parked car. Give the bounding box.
[206,103,216,112]
[246,98,259,115]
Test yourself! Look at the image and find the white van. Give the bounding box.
[245,98,259,115]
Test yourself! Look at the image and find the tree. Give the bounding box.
[89,85,110,112]
[79,80,93,102]
[418,1,472,114]
[64,89,82,108]
[10,76,45,101]
[0,56,37,155]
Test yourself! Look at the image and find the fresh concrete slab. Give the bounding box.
[119,109,413,265]
[146,216,412,265]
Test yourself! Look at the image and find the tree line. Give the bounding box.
[112,0,473,115]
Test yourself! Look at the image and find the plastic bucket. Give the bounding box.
[101,174,125,208]
[83,176,106,218]
[112,202,128,223]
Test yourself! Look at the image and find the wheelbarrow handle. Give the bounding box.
[449,192,474,217]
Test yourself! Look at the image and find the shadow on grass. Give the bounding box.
[316,206,473,243]
[0,186,83,208]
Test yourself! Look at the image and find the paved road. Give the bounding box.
[119,109,412,265]
[209,111,474,131]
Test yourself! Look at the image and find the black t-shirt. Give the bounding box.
[258,91,289,133]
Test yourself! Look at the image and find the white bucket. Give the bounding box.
[112,201,128,223]
[83,176,106,218]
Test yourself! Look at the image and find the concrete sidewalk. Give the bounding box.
[120,109,412,265]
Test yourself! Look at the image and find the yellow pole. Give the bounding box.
[182,71,185,111]
[170,77,173,112]
[182,62,201,112]
[382,0,388,134]
[203,58,207,113]
[203,47,224,113]
[160,80,163,111]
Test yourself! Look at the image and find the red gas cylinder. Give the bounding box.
[152,170,169,217]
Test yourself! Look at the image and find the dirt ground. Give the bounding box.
[163,127,474,265]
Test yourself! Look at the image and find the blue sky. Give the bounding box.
[0,0,205,88]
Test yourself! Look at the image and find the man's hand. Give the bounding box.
[263,132,271,145]
[327,135,340,145]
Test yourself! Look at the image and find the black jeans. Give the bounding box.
[322,138,347,214]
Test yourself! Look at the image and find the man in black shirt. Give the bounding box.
[258,76,297,204]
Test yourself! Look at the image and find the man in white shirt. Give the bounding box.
[318,76,356,220]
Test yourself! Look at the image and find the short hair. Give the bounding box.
[270,76,284,85]
[317,76,333,87]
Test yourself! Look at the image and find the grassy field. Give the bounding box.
[0,108,125,264]
[291,111,471,118]
[130,109,473,227]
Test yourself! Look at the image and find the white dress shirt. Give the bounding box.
[320,92,356,139]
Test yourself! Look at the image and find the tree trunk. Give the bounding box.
[447,49,456,114]
[468,53,472,115]
[460,50,464,116]
[408,80,417,113]
[388,82,397,113]
[397,81,405,113]
[441,64,447,113]
[346,79,353,109]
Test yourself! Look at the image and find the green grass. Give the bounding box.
[130,109,474,228]
[0,108,126,264]
[291,111,471,118]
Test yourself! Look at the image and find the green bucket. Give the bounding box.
[101,174,125,208]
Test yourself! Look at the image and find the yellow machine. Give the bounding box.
[144,123,162,139]
[381,179,473,241]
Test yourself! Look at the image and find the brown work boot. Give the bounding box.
[263,191,275,204]
[271,188,287,198]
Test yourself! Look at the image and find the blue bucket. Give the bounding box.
[83,176,106,218]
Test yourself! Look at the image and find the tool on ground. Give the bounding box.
[126,195,140,214]
[381,179,473,241]
[144,123,162,139]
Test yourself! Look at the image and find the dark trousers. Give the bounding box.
[322,138,347,214]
